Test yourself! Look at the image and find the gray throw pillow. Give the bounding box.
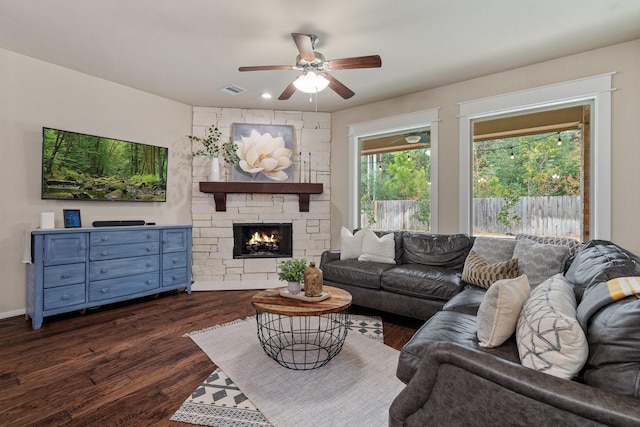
[513,238,569,287]
[471,236,516,264]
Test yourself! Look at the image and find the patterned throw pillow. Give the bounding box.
[513,238,569,287]
[477,274,531,348]
[516,234,583,259]
[516,273,588,379]
[470,236,516,264]
[461,251,519,289]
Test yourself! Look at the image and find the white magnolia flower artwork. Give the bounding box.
[235,128,293,181]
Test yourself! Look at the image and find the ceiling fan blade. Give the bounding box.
[324,73,355,99]
[278,81,297,100]
[326,55,382,70]
[291,33,315,62]
[239,65,293,72]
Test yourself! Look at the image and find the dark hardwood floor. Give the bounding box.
[0,289,421,426]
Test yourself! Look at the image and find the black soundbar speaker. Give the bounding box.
[92,220,146,227]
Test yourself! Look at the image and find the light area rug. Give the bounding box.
[172,315,402,427]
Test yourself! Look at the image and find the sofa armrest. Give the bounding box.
[389,342,640,427]
[320,250,341,267]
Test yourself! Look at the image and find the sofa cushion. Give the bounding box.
[581,291,640,398]
[513,238,569,287]
[442,285,486,315]
[565,240,640,288]
[516,273,588,379]
[402,232,471,268]
[470,236,516,264]
[340,227,366,260]
[397,310,521,383]
[357,229,396,264]
[461,251,519,289]
[381,264,465,301]
[477,275,531,348]
[321,259,396,290]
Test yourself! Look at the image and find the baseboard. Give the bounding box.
[0,307,26,320]
[192,280,282,291]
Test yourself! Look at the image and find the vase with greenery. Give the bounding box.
[188,125,239,181]
[277,258,308,294]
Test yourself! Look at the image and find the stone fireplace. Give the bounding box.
[233,223,293,259]
[190,107,331,290]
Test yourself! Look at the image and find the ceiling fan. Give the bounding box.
[238,33,381,100]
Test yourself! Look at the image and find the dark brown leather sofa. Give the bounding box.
[321,234,640,426]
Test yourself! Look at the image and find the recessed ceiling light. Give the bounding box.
[261,93,272,99]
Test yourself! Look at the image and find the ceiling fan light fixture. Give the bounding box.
[405,135,421,144]
[293,71,329,94]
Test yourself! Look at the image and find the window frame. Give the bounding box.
[348,108,440,232]
[458,73,613,240]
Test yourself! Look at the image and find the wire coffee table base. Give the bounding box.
[255,311,349,370]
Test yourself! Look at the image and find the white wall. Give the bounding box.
[331,39,640,253]
[0,48,193,317]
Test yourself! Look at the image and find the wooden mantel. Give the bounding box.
[199,182,324,212]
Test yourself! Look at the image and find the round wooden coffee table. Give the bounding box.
[251,285,352,370]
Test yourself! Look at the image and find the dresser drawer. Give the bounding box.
[43,233,87,266]
[89,272,160,302]
[162,228,189,253]
[44,284,85,310]
[90,255,159,281]
[163,267,188,288]
[91,230,160,246]
[90,242,160,261]
[163,251,187,270]
[44,263,86,288]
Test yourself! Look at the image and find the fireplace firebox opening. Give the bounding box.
[233,223,293,259]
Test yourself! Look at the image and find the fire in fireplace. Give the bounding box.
[233,223,293,259]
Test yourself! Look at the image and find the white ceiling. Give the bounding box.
[1,0,640,113]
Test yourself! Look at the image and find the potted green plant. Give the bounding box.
[188,124,239,181]
[277,258,308,294]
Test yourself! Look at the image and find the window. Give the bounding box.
[348,109,439,232]
[360,130,431,231]
[459,74,612,240]
[471,104,590,240]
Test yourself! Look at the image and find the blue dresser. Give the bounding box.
[27,225,192,329]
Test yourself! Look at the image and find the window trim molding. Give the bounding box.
[348,108,440,231]
[458,73,613,239]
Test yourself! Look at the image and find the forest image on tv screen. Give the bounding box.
[42,128,168,202]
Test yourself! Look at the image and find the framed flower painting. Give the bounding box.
[231,123,295,182]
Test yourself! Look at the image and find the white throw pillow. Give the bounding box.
[340,227,365,260]
[357,230,396,264]
[477,275,530,348]
[516,273,588,379]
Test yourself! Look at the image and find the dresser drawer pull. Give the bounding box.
[172,259,177,264]
[101,236,109,241]
[146,279,155,285]
[147,234,153,239]
[80,244,87,250]
[61,294,70,300]
[101,251,109,256]
[146,262,152,267]
[146,247,153,252]
[100,268,108,273]
[61,273,70,278]
[172,275,178,280]
[101,288,109,293]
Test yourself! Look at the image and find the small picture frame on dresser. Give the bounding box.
[63,209,81,228]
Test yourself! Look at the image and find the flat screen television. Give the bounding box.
[42,127,168,202]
